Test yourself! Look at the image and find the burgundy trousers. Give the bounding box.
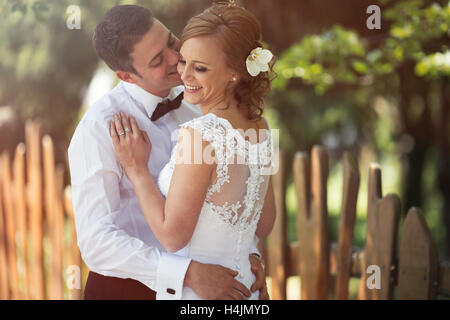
[84,271,156,300]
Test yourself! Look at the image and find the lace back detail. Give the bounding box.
[180,113,272,232]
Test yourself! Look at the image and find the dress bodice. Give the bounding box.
[157,112,273,300]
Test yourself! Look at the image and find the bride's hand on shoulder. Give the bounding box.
[110,112,152,179]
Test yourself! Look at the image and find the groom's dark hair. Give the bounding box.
[93,5,154,75]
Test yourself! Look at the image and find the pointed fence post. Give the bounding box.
[397,207,439,299]
[358,163,401,300]
[1,151,20,299]
[43,135,64,299]
[64,186,82,300]
[25,121,45,299]
[335,152,360,299]
[266,150,287,299]
[13,143,29,299]
[293,145,329,299]
[0,163,10,299]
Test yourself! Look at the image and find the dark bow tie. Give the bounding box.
[151,92,184,121]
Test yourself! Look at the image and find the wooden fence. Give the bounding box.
[0,121,449,299]
[0,121,82,300]
[263,146,450,300]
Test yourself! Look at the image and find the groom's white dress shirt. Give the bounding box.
[68,81,201,299]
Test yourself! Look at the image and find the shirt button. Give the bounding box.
[166,288,176,295]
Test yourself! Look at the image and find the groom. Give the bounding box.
[68,5,267,300]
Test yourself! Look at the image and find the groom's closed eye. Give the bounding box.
[148,32,177,68]
[148,52,163,68]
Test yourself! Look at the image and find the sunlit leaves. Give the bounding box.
[273,25,366,94]
[390,25,413,39]
[275,0,450,94]
[416,51,450,78]
[352,61,369,74]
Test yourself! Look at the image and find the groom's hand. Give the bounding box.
[184,260,251,300]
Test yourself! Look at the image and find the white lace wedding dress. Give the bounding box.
[157,112,272,300]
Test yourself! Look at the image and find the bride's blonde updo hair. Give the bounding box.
[180,2,275,121]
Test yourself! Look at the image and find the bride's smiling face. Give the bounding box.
[177,36,235,108]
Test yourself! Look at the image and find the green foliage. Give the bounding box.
[274,26,366,94]
[416,51,450,78]
[274,0,450,93]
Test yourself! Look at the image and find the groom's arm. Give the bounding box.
[68,118,190,298]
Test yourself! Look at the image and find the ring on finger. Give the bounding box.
[118,131,125,136]
[124,127,131,133]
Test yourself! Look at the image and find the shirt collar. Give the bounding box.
[120,81,172,119]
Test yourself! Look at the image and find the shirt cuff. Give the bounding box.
[249,236,261,256]
[155,252,191,299]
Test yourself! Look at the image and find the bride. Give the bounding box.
[110,2,276,300]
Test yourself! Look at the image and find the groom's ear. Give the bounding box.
[116,70,138,84]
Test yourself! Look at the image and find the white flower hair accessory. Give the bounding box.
[246,47,273,77]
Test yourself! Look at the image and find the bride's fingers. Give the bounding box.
[119,112,132,136]
[110,121,119,146]
[141,130,151,145]
[129,115,141,138]
[250,269,264,292]
[114,113,125,139]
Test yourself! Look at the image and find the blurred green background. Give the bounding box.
[0,0,449,264]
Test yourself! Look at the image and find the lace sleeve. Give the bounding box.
[180,114,230,200]
[180,114,225,145]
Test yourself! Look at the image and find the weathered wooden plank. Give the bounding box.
[64,186,82,300]
[268,248,449,299]
[266,241,364,279]
[267,241,450,299]
[42,135,56,299]
[54,165,65,299]
[293,146,329,299]
[439,261,450,297]
[266,150,287,300]
[25,121,45,299]
[0,170,10,299]
[335,152,360,300]
[42,135,64,299]
[358,163,401,300]
[351,247,365,277]
[1,152,20,299]
[397,207,439,299]
[13,143,29,299]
